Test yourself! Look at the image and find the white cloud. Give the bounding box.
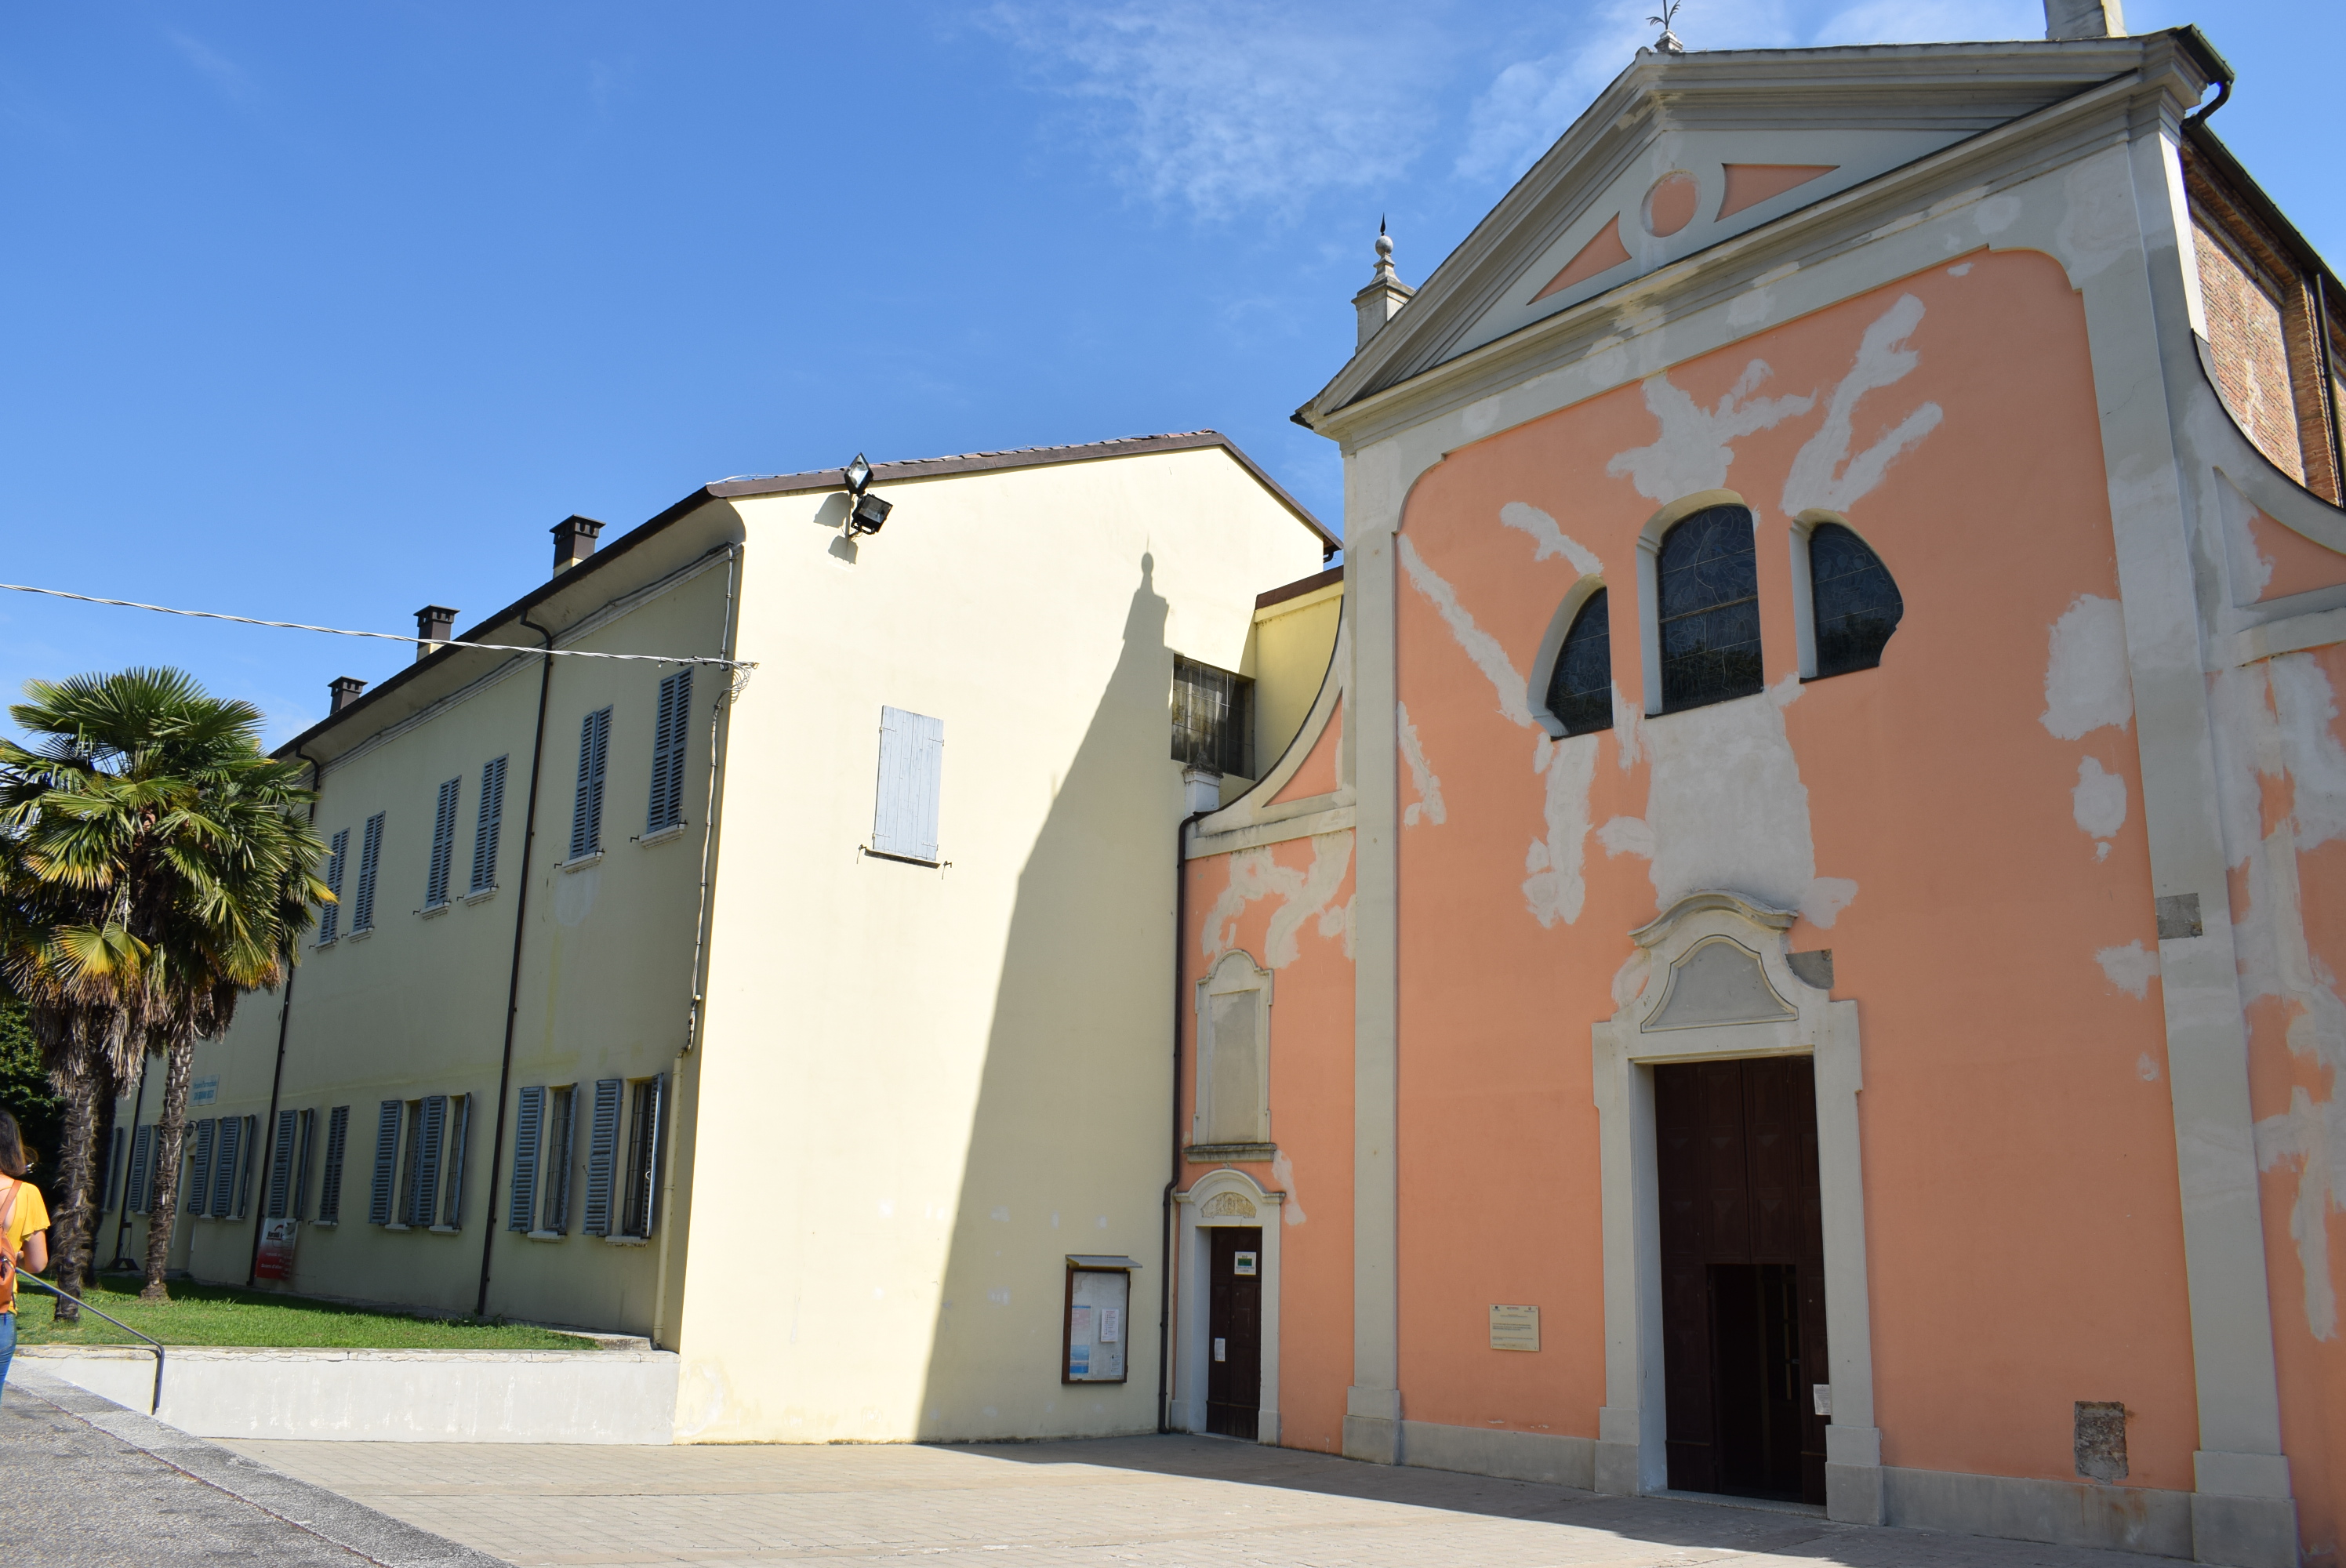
[983,1,1454,219]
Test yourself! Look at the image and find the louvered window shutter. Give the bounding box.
[441,1095,468,1228]
[319,829,349,942]
[320,1106,350,1221]
[191,1119,217,1218]
[632,1073,666,1238]
[128,1125,153,1214]
[648,670,692,833]
[570,708,612,858]
[582,1078,623,1236]
[293,1109,317,1219]
[871,707,945,860]
[510,1087,543,1232]
[413,1095,447,1225]
[369,1101,401,1225]
[426,777,461,906]
[544,1088,575,1234]
[267,1110,298,1219]
[212,1116,243,1219]
[235,1115,259,1218]
[471,756,507,893]
[353,813,386,931]
[97,1127,122,1212]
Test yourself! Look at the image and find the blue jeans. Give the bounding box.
[0,1310,14,1392]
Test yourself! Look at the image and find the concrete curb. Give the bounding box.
[7,1365,511,1568]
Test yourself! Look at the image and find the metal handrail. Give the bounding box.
[14,1274,165,1414]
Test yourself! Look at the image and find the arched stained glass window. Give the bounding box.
[1656,504,1762,713]
[1808,522,1904,677]
[1542,588,1614,736]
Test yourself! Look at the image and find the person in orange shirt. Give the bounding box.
[0,1110,52,1392]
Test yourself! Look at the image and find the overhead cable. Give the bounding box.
[0,580,754,670]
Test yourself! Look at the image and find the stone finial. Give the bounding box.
[1353,218,1416,351]
[1648,2,1686,54]
[2044,0,2124,39]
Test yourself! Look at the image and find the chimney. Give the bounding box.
[415,605,459,662]
[1353,222,1415,350]
[329,676,367,713]
[2044,0,2124,39]
[551,514,606,575]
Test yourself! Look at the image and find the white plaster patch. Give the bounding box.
[1605,359,1814,503]
[1597,815,1654,859]
[1317,897,1356,960]
[1397,535,1531,726]
[1948,263,1973,277]
[1780,294,1944,517]
[1396,700,1447,827]
[1270,1149,1306,1226]
[2257,1087,2344,1341]
[2072,757,2129,842]
[1642,694,1823,914]
[1462,394,1504,437]
[1266,831,1353,969]
[1975,194,2021,234]
[2054,150,2139,285]
[1799,878,1858,928]
[1498,502,1603,576]
[1611,684,1644,771]
[2137,1052,2161,1082]
[2040,595,2134,739]
[1523,735,1599,927]
[2097,941,2159,1000]
[1200,845,1302,961]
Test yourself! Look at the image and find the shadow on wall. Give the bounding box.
[915,556,1177,1440]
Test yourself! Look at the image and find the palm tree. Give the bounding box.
[0,669,329,1305]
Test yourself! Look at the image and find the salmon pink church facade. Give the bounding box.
[1171,17,2346,1568]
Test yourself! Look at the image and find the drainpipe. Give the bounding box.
[245,745,322,1287]
[2315,274,2345,506]
[475,615,559,1319]
[1157,781,1215,1433]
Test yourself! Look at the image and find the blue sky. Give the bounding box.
[4,2,2337,748]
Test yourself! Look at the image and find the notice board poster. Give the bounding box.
[255,1218,299,1282]
[1063,1268,1130,1384]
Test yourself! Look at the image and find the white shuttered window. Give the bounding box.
[871,707,944,862]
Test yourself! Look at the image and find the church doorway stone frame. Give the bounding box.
[1171,1167,1284,1444]
[1590,891,1881,1523]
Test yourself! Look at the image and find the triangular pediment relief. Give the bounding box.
[1302,39,2155,424]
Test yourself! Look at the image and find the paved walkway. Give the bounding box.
[222,1432,2188,1568]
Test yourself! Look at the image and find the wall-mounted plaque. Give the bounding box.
[1489,1304,1540,1351]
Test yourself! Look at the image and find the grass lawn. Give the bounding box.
[14,1272,601,1352]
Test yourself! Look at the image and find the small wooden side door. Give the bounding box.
[1205,1225,1263,1439]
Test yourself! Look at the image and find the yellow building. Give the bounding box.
[101,432,1338,1444]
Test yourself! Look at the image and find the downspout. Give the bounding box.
[1157,802,1208,1434]
[651,543,743,1352]
[475,617,559,1319]
[2315,274,2345,506]
[245,745,322,1287]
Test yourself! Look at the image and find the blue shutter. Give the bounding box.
[871,707,945,861]
[234,1115,258,1218]
[470,756,507,892]
[543,1087,575,1234]
[440,1095,469,1228]
[212,1115,243,1219]
[369,1100,401,1225]
[190,1119,217,1218]
[510,1086,543,1232]
[127,1124,153,1214]
[97,1127,124,1212]
[319,829,348,942]
[582,1078,623,1236]
[353,813,385,931]
[319,1106,350,1221]
[292,1109,317,1219]
[426,777,460,906]
[412,1095,447,1225]
[267,1109,299,1219]
[569,708,612,859]
[648,671,692,833]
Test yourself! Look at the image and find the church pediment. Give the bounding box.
[1304,38,2152,422]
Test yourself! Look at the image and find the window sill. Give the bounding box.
[463,885,499,906]
[524,1229,567,1243]
[313,1221,338,1229]
[561,852,605,873]
[601,1234,650,1247]
[383,1222,411,1232]
[636,822,689,847]
[347,927,375,942]
[314,936,337,950]
[860,846,946,869]
[419,902,452,920]
[427,1225,459,1235]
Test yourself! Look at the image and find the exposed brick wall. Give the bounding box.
[2184,143,2344,503]
[2194,221,2305,481]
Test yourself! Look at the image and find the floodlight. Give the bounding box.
[844,453,873,495]
[850,493,893,535]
